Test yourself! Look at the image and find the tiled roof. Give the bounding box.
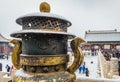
[85,30,120,42]
[0,34,10,42]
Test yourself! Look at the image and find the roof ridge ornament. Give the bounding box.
[40,2,51,13]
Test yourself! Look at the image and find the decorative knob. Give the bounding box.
[30,67,36,73]
[43,67,49,73]
[55,65,59,71]
[40,2,51,13]
[22,65,26,71]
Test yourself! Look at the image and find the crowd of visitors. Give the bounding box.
[101,50,111,61]
[101,49,120,61]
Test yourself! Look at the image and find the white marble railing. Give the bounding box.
[97,50,120,79]
[98,50,106,78]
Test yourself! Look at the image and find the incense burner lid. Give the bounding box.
[10,29,76,39]
[16,12,71,27]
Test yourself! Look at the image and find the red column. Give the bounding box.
[119,68,120,76]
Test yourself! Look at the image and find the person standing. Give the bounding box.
[5,64,10,72]
[82,65,86,74]
[0,63,2,71]
[85,68,89,77]
[79,66,82,74]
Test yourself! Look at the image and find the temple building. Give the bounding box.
[81,29,120,55]
[0,34,11,58]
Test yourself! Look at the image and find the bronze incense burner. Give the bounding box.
[10,2,85,82]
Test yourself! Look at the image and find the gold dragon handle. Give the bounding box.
[67,37,85,74]
[10,39,22,69]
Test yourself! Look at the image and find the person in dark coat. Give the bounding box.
[85,68,89,77]
[0,63,2,71]
[5,64,10,72]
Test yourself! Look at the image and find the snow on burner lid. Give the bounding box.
[10,29,76,39]
[16,12,71,27]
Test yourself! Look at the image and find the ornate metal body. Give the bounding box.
[10,2,85,82]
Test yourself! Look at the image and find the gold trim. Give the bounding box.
[23,27,64,32]
[20,55,69,66]
[22,64,66,73]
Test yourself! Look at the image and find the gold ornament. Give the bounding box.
[67,37,86,73]
[10,39,22,69]
[40,2,51,12]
